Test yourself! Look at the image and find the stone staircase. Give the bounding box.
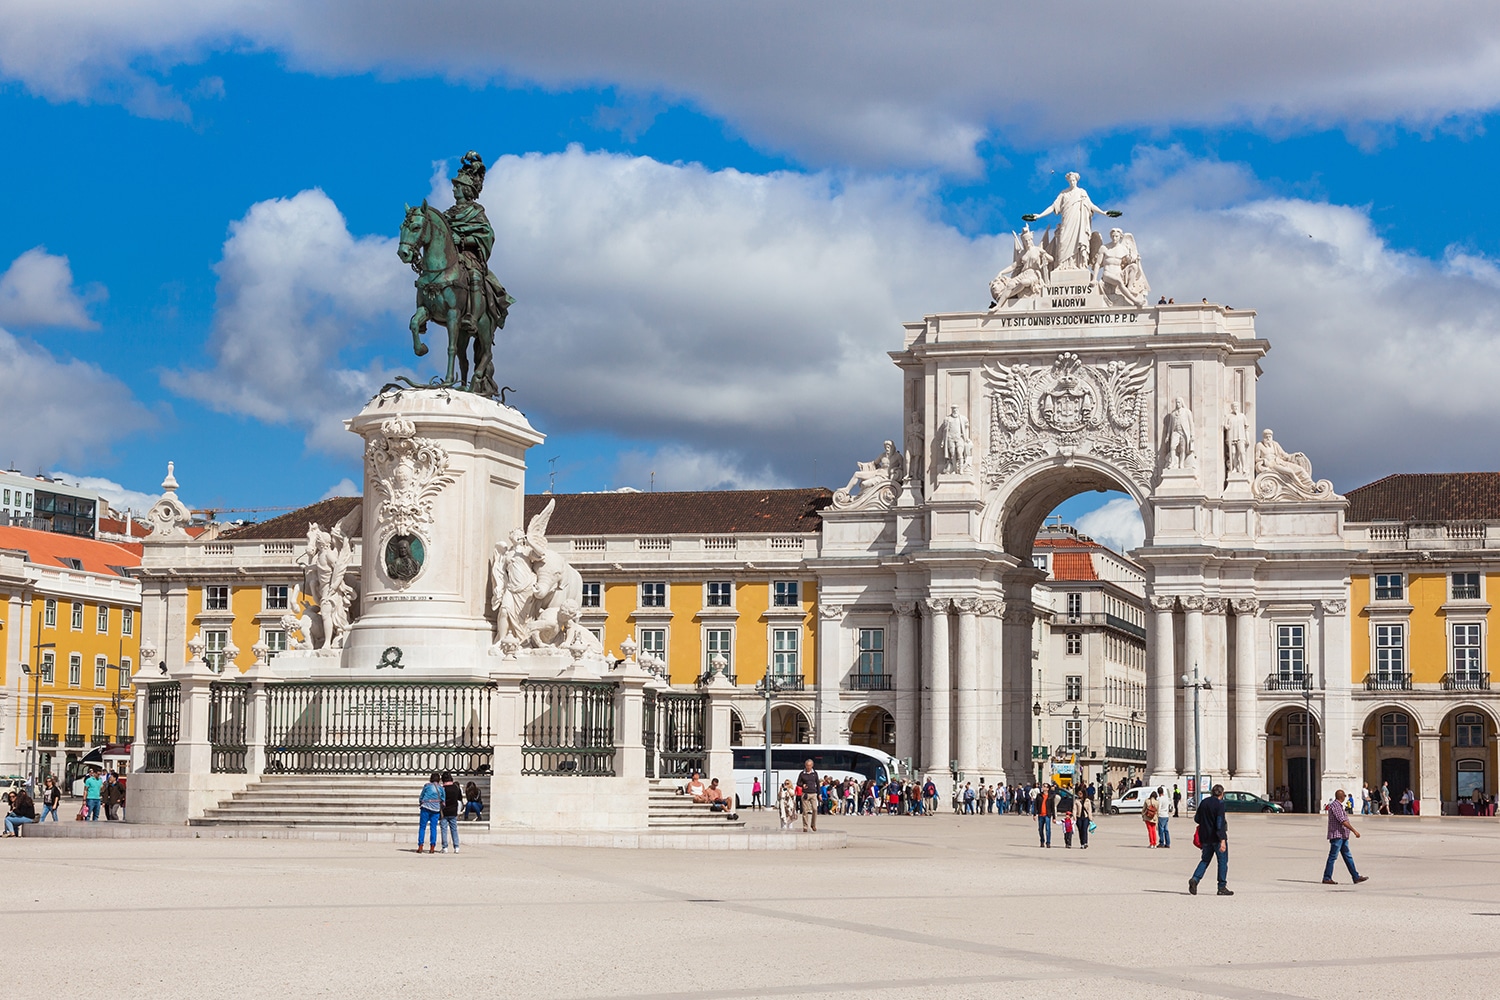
[191,774,489,830]
[647,779,745,830]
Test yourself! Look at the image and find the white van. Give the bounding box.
[1112,786,1149,814]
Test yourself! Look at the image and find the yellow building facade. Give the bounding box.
[0,526,142,781]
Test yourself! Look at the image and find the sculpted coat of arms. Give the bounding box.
[366,414,457,584]
[981,352,1153,490]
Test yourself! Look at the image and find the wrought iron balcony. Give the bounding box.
[1105,746,1148,761]
[847,673,893,691]
[37,732,58,748]
[1443,671,1491,691]
[1057,612,1148,641]
[64,734,85,748]
[1264,673,1314,693]
[1363,672,1412,691]
[771,674,806,691]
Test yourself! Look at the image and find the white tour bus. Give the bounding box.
[731,744,907,807]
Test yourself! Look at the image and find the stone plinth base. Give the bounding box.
[121,770,258,825]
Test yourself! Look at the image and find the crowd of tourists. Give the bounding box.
[2,771,125,836]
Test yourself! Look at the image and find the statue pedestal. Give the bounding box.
[341,388,543,678]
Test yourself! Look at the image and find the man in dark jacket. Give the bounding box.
[102,773,125,821]
[795,760,820,832]
[1188,784,1232,896]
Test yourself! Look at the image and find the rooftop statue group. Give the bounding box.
[989,172,1150,310]
[398,151,513,397]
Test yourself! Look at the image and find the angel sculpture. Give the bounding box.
[489,498,585,648]
[989,225,1053,309]
[294,503,362,650]
[1090,228,1150,309]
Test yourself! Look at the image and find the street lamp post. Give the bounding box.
[755,672,783,814]
[1032,700,1043,785]
[1301,674,1315,814]
[1181,664,1211,808]
[22,638,57,787]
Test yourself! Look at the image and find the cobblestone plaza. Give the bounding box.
[5,814,1496,999]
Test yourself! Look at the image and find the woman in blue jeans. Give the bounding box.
[417,772,444,854]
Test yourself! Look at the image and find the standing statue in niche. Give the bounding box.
[988,225,1054,308]
[940,405,973,475]
[1023,172,1122,271]
[1224,402,1251,475]
[1161,397,1195,470]
[1091,228,1151,308]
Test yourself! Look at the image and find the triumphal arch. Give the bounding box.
[817,173,1361,792]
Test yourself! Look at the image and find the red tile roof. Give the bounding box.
[523,489,831,535]
[1048,551,1098,581]
[1346,473,1500,523]
[219,497,363,540]
[0,526,141,576]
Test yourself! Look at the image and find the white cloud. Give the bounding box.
[0,327,155,471]
[319,477,359,499]
[6,3,1500,168]
[612,445,790,493]
[163,189,412,455]
[0,247,103,329]
[1076,497,1145,554]
[48,472,161,516]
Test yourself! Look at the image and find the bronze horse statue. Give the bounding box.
[397,202,505,395]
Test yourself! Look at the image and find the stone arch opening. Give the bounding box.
[729,709,744,747]
[1439,704,1499,812]
[981,456,1150,560]
[771,704,811,745]
[1265,705,1322,812]
[849,705,896,755]
[1359,705,1419,813]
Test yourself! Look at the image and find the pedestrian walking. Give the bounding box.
[796,759,820,832]
[1156,787,1171,848]
[1323,789,1369,885]
[1379,781,1391,815]
[103,772,125,821]
[1188,784,1232,896]
[1074,788,1093,849]
[1143,790,1160,847]
[438,771,461,853]
[417,771,443,854]
[777,779,796,829]
[1037,783,1054,848]
[1172,784,1182,818]
[39,777,60,822]
[751,776,763,810]
[1360,782,1371,815]
[1061,809,1074,847]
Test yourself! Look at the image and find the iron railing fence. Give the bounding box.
[643,689,659,779]
[1443,671,1492,691]
[209,682,250,774]
[657,691,707,778]
[144,682,181,773]
[1364,672,1412,691]
[520,680,617,776]
[265,681,495,774]
[848,673,893,691]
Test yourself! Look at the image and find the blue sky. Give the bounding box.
[3,4,1500,550]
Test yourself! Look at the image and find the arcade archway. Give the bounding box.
[849,706,896,755]
[771,705,810,745]
[1266,706,1321,812]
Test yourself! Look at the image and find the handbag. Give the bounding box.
[1088,821,1098,834]
[1193,828,1201,848]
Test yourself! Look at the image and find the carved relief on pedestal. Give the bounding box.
[366,415,456,586]
[832,441,903,511]
[1253,428,1337,501]
[982,352,1152,491]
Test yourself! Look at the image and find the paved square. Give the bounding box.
[3,812,1497,999]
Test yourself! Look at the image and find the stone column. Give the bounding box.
[1319,599,1357,789]
[815,603,845,744]
[1148,595,1178,782]
[1418,732,1441,818]
[892,602,918,767]
[920,598,951,782]
[976,600,1006,773]
[1231,598,1260,782]
[953,597,980,775]
[702,672,737,784]
[613,658,651,780]
[128,643,158,773]
[241,645,278,779]
[1201,598,1229,777]
[174,657,219,777]
[1000,601,1034,786]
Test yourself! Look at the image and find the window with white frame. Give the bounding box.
[1031,553,1050,574]
[1380,711,1410,747]
[1288,710,1314,746]
[43,598,56,627]
[1066,592,1083,620]
[640,582,666,608]
[1065,675,1082,701]
[96,604,109,633]
[68,654,81,687]
[706,628,732,674]
[773,580,800,607]
[1375,623,1405,680]
[706,581,732,607]
[66,705,80,736]
[638,628,666,661]
[857,628,884,676]
[1456,712,1486,747]
[264,585,289,610]
[122,608,133,636]
[581,582,602,608]
[1065,718,1083,749]
[1374,573,1404,601]
[94,656,107,688]
[206,586,230,611]
[39,704,53,736]
[1277,625,1306,682]
[1452,572,1481,601]
[204,629,228,671]
[772,628,799,677]
[1066,631,1082,655]
[92,706,106,739]
[70,602,83,630]
[263,629,288,660]
[117,708,130,741]
[120,658,132,688]
[1453,623,1484,680]
[40,651,54,684]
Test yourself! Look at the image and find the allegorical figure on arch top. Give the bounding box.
[1092,228,1150,308]
[1023,171,1122,271]
[989,225,1054,310]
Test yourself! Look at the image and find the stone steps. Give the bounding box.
[646,780,744,830]
[191,774,490,829]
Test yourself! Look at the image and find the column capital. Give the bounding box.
[1230,597,1259,615]
[891,601,918,617]
[977,599,1006,618]
[1202,597,1228,615]
[1180,594,1207,612]
[921,597,951,616]
[1148,594,1178,612]
[953,596,982,615]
